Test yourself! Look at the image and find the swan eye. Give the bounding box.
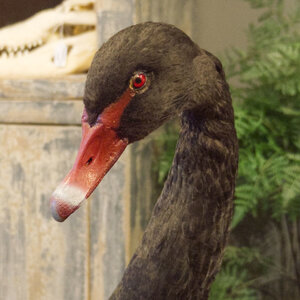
[131,72,147,90]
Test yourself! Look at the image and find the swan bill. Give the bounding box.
[50,110,128,222]
[51,183,86,222]
[50,88,135,221]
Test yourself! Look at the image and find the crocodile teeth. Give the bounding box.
[0,41,45,58]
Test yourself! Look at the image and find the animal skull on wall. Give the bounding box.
[0,0,97,78]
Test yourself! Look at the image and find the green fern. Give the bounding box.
[209,266,257,300]
[209,247,262,300]
[227,0,300,227]
[217,1,300,298]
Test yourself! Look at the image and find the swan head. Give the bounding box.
[50,22,229,221]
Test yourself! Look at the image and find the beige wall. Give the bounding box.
[136,0,295,54]
[135,0,259,55]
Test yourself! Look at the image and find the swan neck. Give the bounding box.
[110,108,238,300]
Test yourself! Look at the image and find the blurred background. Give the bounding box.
[0,0,299,299]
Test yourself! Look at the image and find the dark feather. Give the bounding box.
[84,22,238,300]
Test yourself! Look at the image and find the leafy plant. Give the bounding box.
[228,0,300,227]
[209,246,264,300]
[213,0,300,298]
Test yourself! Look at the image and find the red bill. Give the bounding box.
[50,89,134,221]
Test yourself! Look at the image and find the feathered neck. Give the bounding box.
[110,108,238,300]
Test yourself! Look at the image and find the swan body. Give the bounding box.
[51,22,238,300]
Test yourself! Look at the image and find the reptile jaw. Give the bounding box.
[0,0,97,77]
[0,40,44,58]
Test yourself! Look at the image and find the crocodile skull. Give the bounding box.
[0,0,97,78]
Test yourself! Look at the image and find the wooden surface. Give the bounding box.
[128,138,157,259]
[0,99,83,125]
[0,2,134,298]
[0,75,86,100]
[0,113,130,300]
[89,154,129,300]
[0,69,130,300]
[96,0,134,45]
[0,124,89,300]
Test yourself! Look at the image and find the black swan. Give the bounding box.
[50,22,238,300]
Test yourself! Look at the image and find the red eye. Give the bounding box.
[132,73,147,89]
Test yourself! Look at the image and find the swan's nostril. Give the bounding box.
[86,157,93,166]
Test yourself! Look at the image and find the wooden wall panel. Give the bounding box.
[89,150,129,300]
[88,2,135,299]
[0,75,86,100]
[135,0,196,37]
[0,125,89,300]
[0,99,83,125]
[96,0,134,45]
[127,137,158,260]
